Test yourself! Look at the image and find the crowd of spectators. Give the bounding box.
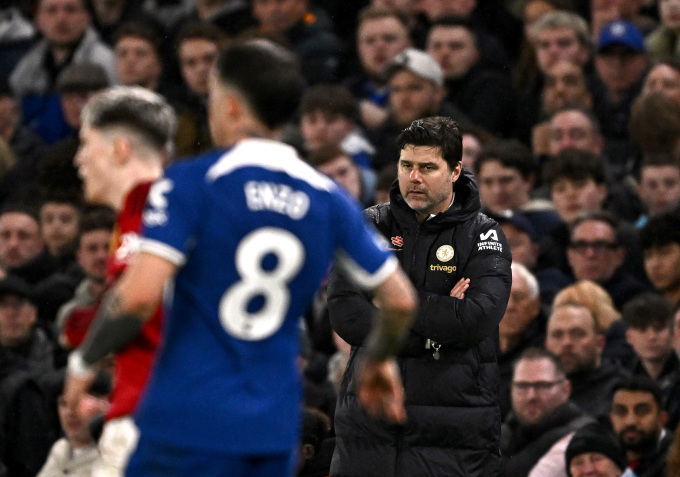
[3,0,680,476]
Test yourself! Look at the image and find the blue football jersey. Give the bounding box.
[136,139,397,454]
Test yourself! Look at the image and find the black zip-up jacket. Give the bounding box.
[328,168,512,477]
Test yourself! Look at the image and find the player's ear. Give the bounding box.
[112,135,133,165]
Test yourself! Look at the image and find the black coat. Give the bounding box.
[328,169,512,477]
[501,401,594,477]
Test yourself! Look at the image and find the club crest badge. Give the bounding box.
[436,245,454,262]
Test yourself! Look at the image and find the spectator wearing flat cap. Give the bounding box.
[40,62,110,198]
[591,20,651,175]
[367,48,469,172]
[565,422,633,477]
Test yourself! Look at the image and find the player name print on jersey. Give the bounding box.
[244,181,310,220]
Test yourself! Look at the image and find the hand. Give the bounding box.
[358,358,407,424]
[359,100,389,129]
[63,370,95,414]
[450,278,470,299]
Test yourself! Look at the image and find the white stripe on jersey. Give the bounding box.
[335,252,399,290]
[206,138,335,191]
[139,238,186,266]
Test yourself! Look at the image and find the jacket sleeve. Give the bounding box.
[410,222,512,349]
[327,266,376,347]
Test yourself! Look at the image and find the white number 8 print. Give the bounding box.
[219,227,305,341]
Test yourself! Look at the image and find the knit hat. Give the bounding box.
[565,422,627,476]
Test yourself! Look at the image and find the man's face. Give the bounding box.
[477,160,532,212]
[543,61,591,115]
[300,110,353,151]
[548,110,603,156]
[569,452,623,477]
[626,322,673,364]
[316,153,362,201]
[550,177,607,224]
[644,243,680,293]
[499,267,540,341]
[512,357,570,427]
[610,390,667,454]
[388,70,444,127]
[357,16,410,77]
[60,91,97,129]
[643,64,680,106]
[115,36,162,89]
[501,224,538,268]
[595,46,649,95]
[252,0,307,34]
[76,228,111,282]
[545,305,603,374]
[426,26,479,80]
[75,125,117,205]
[36,0,90,47]
[398,145,461,221]
[637,165,680,217]
[40,202,80,256]
[534,27,589,73]
[567,219,624,283]
[179,38,219,97]
[57,392,109,447]
[0,293,37,348]
[660,0,680,32]
[0,213,44,269]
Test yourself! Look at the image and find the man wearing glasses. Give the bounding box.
[501,347,594,477]
[566,210,650,310]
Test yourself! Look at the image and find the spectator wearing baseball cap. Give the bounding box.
[369,48,469,171]
[565,422,632,477]
[592,20,650,172]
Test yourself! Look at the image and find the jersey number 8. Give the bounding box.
[219,227,305,341]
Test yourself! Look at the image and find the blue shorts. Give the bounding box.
[126,438,296,477]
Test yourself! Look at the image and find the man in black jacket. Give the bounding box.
[328,116,512,476]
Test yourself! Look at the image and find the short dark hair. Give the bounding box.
[612,376,664,409]
[474,139,535,179]
[640,212,680,251]
[397,116,462,170]
[114,22,162,58]
[175,20,225,50]
[637,153,680,181]
[429,16,478,47]
[543,148,606,187]
[512,347,567,378]
[569,210,622,244]
[299,84,357,121]
[0,202,40,224]
[622,292,673,330]
[357,6,410,32]
[215,39,306,130]
[80,205,116,234]
[306,144,351,168]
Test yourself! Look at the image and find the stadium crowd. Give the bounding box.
[3,0,680,476]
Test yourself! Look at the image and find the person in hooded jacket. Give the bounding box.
[328,116,512,477]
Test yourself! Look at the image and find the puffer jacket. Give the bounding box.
[328,168,512,477]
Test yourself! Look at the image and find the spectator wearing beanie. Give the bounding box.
[566,422,634,477]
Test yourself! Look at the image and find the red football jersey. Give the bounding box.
[105,181,163,420]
